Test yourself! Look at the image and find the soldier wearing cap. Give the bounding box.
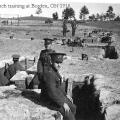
[4,54,25,81]
[29,38,56,89]
[40,52,76,120]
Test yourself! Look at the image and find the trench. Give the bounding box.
[72,81,106,120]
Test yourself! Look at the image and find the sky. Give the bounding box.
[0,0,120,19]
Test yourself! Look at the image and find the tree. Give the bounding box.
[107,6,113,13]
[98,13,107,21]
[52,12,58,20]
[80,5,89,20]
[106,6,115,20]
[114,16,120,21]
[36,8,42,16]
[89,14,95,21]
[96,13,100,20]
[62,7,75,20]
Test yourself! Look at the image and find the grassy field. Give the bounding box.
[0,19,120,59]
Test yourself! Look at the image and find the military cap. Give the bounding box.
[12,54,20,59]
[49,53,66,63]
[43,38,53,45]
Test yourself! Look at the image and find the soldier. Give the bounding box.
[71,19,77,37]
[4,54,25,81]
[63,19,67,37]
[29,38,56,89]
[40,52,76,120]
[0,71,9,86]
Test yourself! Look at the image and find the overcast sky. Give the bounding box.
[0,0,120,19]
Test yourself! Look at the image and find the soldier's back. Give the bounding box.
[0,71,9,86]
[5,62,25,80]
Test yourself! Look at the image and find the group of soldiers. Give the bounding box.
[0,38,76,120]
[63,19,77,37]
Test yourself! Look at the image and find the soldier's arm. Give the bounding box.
[45,74,66,106]
[48,81,66,106]
[37,50,44,73]
[0,72,9,86]
[4,68,11,80]
[37,60,43,74]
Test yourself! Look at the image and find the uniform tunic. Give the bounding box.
[29,49,56,88]
[41,65,76,120]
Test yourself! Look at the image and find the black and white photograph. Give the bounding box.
[0,0,120,120]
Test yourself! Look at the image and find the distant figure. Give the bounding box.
[4,54,25,81]
[63,19,67,37]
[67,38,72,46]
[6,20,8,25]
[71,19,77,37]
[82,54,88,60]
[0,71,9,86]
[11,21,13,25]
[40,52,76,120]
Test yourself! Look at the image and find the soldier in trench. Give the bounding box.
[39,52,76,120]
[4,54,25,82]
[28,38,56,89]
[28,38,66,92]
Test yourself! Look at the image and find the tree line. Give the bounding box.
[52,5,120,21]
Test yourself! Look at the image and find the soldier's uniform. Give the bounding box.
[71,20,77,37]
[4,54,25,80]
[37,48,56,88]
[29,38,56,89]
[40,53,76,120]
[0,71,9,86]
[63,19,67,37]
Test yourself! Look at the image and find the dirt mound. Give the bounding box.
[0,86,57,120]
